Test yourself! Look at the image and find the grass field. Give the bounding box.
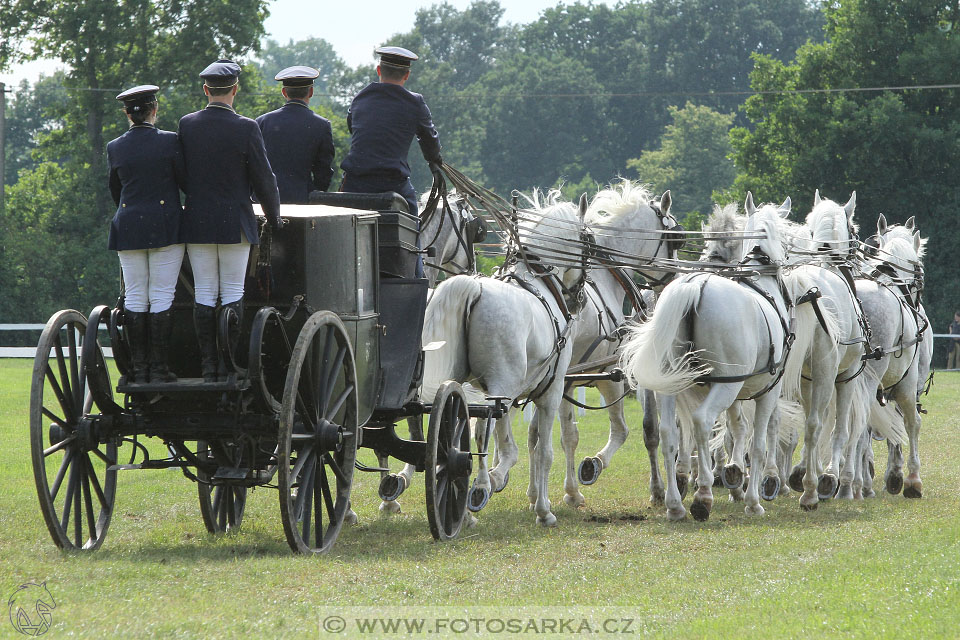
[1,358,958,638]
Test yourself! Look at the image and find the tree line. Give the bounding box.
[1,0,958,334]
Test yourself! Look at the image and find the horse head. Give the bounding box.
[701,202,744,263]
[743,191,789,264]
[807,190,858,259]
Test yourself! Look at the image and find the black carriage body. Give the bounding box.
[123,196,427,437]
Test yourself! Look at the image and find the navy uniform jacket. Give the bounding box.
[256,101,334,203]
[178,103,281,245]
[340,82,441,181]
[106,125,185,251]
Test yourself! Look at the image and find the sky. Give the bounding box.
[0,0,593,88]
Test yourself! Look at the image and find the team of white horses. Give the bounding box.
[396,179,930,526]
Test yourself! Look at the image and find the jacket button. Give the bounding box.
[160,200,165,205]
[122,204,126,207]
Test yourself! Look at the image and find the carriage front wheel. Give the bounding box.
[277,311,358,554]
[425,381,473,541]
[30,310,118,550]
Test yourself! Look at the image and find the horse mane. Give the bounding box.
[878,234,922,268]
[806,198,857,243]
[744,203,787,264]
[702,203,744,260]
[585,178,654,226]
[881,224,927,259]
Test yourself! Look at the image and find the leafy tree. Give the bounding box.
[2,72,71,186]
[730,0,960,324]
[628,102,737,221]
[257,37,344,100]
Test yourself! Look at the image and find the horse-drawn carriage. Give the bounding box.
[29,193,506,554]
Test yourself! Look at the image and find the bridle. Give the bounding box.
[421,188,486,276]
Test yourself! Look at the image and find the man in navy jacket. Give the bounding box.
[257,65,335,204]
[178,59,282,380]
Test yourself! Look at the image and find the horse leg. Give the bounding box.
[641,389,665,505]
[860,430,876,498]
[559,398,585,508]
[530,396,562,527]
[723,401,748,499]
[378,415,423,513]
[778,411,798,497]
[689,383,742,521]
[744,388,779,516]
[489,408,519,493]
[526,409,540,509]
[581,380,630,483]
[759,402,782,501]
[852,427,871,499]
[658,394,685,521]
[800,376,834,510]
[837,381,865,500]
[896,384,923,499]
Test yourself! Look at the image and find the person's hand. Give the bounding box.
[269,215,285,231]
[429,159,443,177]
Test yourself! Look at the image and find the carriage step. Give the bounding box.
[213,466,250,480]
[117,376,251,393]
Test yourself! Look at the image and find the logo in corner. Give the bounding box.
[8,583,56,636]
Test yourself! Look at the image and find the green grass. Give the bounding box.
[1,358,958,638]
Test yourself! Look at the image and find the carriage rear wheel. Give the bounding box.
[425,382,473,541]
[278,311,358,554]
[197,440,248,534]
[30,310,118,550]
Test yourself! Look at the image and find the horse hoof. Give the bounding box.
[466,515,479,529]
[378,474,407,502]
[690,499,711,522]
[378,500,401,515]
[676,474,689,499]
[744,503,765,516]
[493,471,509,493]
[721,464,744,490]
[578,457,603,486]
[761,476,780,502]
[903,477,923,499]
[837,484,854,500]
[344,509,359,525]
[817,474,839,500]
[862,487,876,499]
[536,513,558,527]
[799,500,818,512]
[903,486,922,499]
[885,471,903,495]
[788,465,806,493]
[468,485,490,513]
[666,506,686,521]
[563,493,586,508]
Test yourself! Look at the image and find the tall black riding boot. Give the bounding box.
[149,309,178,383]
[124,309,149,384]
[194,304,218,382]
[218,297,244,380]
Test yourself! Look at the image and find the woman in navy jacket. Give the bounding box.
[107,85,185,383]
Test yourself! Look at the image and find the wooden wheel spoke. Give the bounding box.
[60,460,78,532]
[53,334,74,416]
[319,345,347,417]
[41,406,69,430]
[89,446,116,467]
[81,457,97,542]
[437,474,449,512]
[212,487,224,522]
[299,464,316,542]
[44,433,76,458]
[323,453,348,485]
[445,479,459,531]
[324,384,354,423]
[290,447,315,484]
[73,458,83,546]
[44,365,74,424]
[50,450,74,503]
[83,454,109,511]
[313,457,324,548]
[68,326,84,411]
[318,459,336,527]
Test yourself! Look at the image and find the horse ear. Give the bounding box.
[843,191,856,221]
[745,191,756,216]
[905,215,916,230]
[659,190,672,216]
[877,213,888,235]
[779,196,791,217]
[914,230,922,253]
[578,193,588,220]
[814,189,822,207]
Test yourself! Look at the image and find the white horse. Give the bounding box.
[622,194,819,521]
[419,190,487,287]
[850,215,929,499]
[558,181,679,509]
[422,191,588,526]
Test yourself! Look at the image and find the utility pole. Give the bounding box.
[0,81,6,215]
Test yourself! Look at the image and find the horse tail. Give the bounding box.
[622,280,710,394]
[860,370,906,446]
[421,275,482,399]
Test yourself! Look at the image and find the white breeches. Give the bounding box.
[187,242,251,306]
[118,244,185,312]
